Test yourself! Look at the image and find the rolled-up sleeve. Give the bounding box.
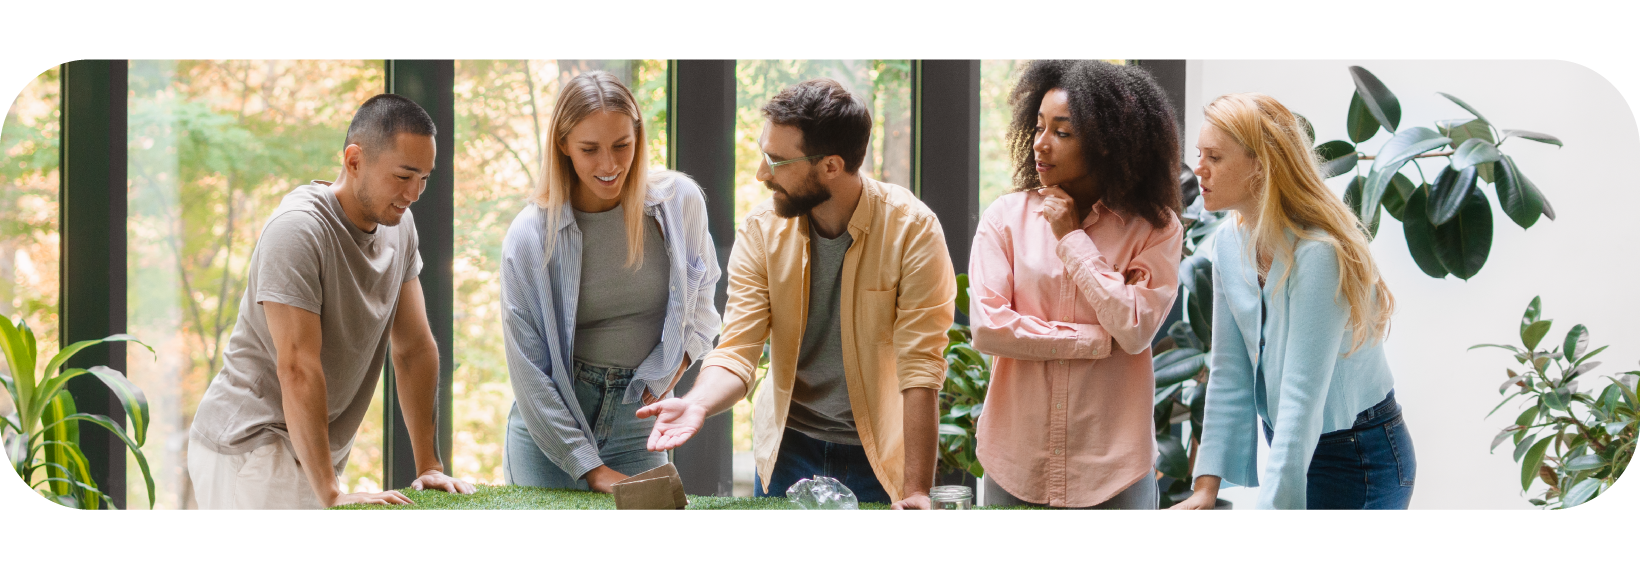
[891,213,956,393]
[684,188,722,364]
[700,217,772,393]
[1056,215,1183,354]
[501,231,602,480]
[969,215,1111,361]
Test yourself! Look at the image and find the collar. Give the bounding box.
[1082,200,1129,228]
[845,175,881,237]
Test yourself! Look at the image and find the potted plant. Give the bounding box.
[1,314,156,509]
[1472,297,1636,508]
[936,273,988,491]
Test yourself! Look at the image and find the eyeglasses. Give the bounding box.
[762,152,825,169]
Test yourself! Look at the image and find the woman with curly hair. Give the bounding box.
[968,60,1184,509]
[1171,93,1412,510]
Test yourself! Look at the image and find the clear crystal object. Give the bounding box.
[786,476,859,510]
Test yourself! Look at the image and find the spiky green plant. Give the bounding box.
[1,314,155,509]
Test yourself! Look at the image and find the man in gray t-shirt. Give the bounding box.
[187,94,474,509]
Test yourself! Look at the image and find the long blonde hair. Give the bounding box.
[1204,93,1394,354]
[533,70,652,268]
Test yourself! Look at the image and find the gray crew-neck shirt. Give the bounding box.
[572,204,671,369]
[785,223,861,445]
[190,183,421,470]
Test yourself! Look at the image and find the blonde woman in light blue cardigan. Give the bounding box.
[1172,93,1414,510]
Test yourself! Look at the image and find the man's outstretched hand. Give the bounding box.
[411,469,476,495]
[637,398,707,451]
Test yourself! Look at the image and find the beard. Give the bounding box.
[352,178,405,228]
[768,170,832,218]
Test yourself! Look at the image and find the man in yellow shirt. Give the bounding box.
[638,79,955,509]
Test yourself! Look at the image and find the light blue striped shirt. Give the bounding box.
[500,172,721,479]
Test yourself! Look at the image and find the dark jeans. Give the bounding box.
[1264,390,1416,509]
[754,428,891,504]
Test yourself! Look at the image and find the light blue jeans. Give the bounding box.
[504,361,668,489]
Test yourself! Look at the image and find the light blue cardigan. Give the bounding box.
[500,172,722,480]
[1192,225,1395,510]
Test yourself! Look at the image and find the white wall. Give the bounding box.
[1185,60,1640,509]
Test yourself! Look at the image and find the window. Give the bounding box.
[451,60,667,484]
[0,67,61,471]
[125,60,386,508]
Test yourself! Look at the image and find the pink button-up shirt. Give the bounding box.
[969,190,1182,507]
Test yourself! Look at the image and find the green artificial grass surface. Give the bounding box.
[331,484,1040,510]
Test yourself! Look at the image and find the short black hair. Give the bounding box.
[344,93,437,156]
[761,78,872,174]
[1008,60,1182,229]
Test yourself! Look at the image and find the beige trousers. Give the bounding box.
[187,432,345,510]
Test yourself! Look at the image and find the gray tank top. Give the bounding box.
[572,204,670,369]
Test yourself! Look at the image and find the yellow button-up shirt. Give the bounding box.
[701,176,956,501]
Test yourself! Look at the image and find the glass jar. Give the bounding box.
[929,485,974,510]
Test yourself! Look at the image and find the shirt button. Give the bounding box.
[1050,348,1057,355]
[1054,448,1063,455]
[1056,403,1063,410]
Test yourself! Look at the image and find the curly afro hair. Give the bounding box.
[1007,60,1182,229]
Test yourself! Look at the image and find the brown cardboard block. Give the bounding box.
[612,463,689,510]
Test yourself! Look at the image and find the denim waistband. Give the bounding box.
[572,360,637,386]
[1350,389,1401,429]
[1261,390,1400,438]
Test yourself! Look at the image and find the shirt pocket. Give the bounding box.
[856,289,898,345]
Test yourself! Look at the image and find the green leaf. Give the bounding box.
[1491,426,1520,451]
[937,424,967,437]
[954,273,970,318]
[1431,188,1493,280]
[1606,420,1632,437]
[1341,176,1382,238]
[1493,155,1547,229]
[60,413,156,508]
[1168,320,1202,352]
[1545,388,1571,412]
[1315,140,1357,178]
[1468,343,1522,354]
[1186,291,1211,349]
[1520,437,1552,491]
[1427,165,1479,226]
[1437,92,1492,126]
[1349,66,1401,132]
[1451,139,1501,171]
[1561,478,1601,508]
[1501,129,1563,147]
[1563,454,1606,472]
[1154,348,1207,388]
[1512,433,1538,462]
[1380,175,1415,221]
[0,317,39,425]
[1521,297,1542,335]
[1562,324,1589,362]
[1178,254,1214,321]
[1521,321,1553,352]
[1399,187,1449,279]
[44,334,153,384]
[1362,127,1450,223]
[1438,118,1496,148]
[1346,93,1379,143]
[1155,433,1190,480]
[1572,344,1607,367]
[1514,404,1538,428]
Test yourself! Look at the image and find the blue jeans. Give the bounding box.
[1264,390,1416,509]
[754,428,891,504]
[504,361,668,489]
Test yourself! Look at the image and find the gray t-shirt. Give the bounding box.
[785,223,860,445]
[190,183,422,469]
[572,205,670,370]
